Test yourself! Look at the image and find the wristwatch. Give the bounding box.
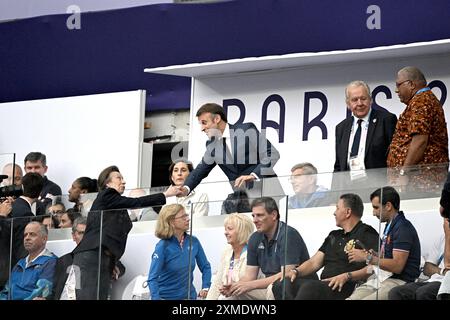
[346,272,353,282]
[366,252,373,265]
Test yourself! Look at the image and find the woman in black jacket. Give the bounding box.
[72,165,180,300]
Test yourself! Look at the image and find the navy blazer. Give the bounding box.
[11,197,34,218]
[185,122,280,191]
[73,188,166,259]
[39,176,62,200]
[334,108,397,172]
[36,176,62,215]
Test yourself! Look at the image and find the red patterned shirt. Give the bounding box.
[387,90,449,191]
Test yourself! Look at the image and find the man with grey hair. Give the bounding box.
[0,221,57,300]
[51,216,125,300]
[288,162,331,209]
[387,66,449,193]
[334,80,397,173]
[50,216,87,300]
[71,216,87,245]
[333,80,397,199]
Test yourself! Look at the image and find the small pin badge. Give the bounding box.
[373,118,377,123]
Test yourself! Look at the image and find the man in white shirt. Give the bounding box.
[180,103,282,199]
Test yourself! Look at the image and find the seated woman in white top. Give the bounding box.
[166,159,209,217]
[206,213,254,300]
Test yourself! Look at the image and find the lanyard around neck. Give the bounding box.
[416,87,430,95]
[383,212,399,239]
[229,245,248,269]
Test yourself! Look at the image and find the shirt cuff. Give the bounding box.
[250,172,259,181]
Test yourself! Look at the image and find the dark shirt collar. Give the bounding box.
[342,220,363,235]
[263,220,284,243]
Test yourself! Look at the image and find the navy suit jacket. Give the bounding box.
[0,198,36,282]
[39,176,62,200]
[185,122,280,191]
[334,108,397,172]
[36,176,62,216]
[11,197,34,219]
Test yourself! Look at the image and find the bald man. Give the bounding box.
[1,163,23,187]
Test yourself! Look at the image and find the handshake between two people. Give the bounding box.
[163,185,187,198]
[164,174,256,198]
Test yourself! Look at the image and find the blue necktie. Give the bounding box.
[350,119,363,157]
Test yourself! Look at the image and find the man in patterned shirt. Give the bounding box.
[387,66,449,194]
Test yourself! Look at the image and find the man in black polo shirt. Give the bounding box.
[223,197,310,300]
[272,193,380,300]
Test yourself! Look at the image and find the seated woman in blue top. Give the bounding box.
[148,204,211,300]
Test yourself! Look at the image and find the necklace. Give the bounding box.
[178,233,185,248]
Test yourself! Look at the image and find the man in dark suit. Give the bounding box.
[50,217,86,300]
[180,103,282,199]
[332,81,397,200]
[24,152,62,215]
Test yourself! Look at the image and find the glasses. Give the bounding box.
[395,79,411,88]
[174,214,189,220]
[74,229,85,234]
[49,210,64,215]
[288,175,304,183]
[288,174,315,183]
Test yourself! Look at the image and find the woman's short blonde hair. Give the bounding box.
[223,213,255,246]
[155,204,185,239]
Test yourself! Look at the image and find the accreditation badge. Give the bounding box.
[349,155,367,181]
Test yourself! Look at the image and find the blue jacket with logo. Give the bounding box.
[0,249,57,300]
[148,234,211,300]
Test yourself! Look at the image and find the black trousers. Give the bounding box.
[388,281,441,300]
[72,249,114,300]
[272,276,354,300]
